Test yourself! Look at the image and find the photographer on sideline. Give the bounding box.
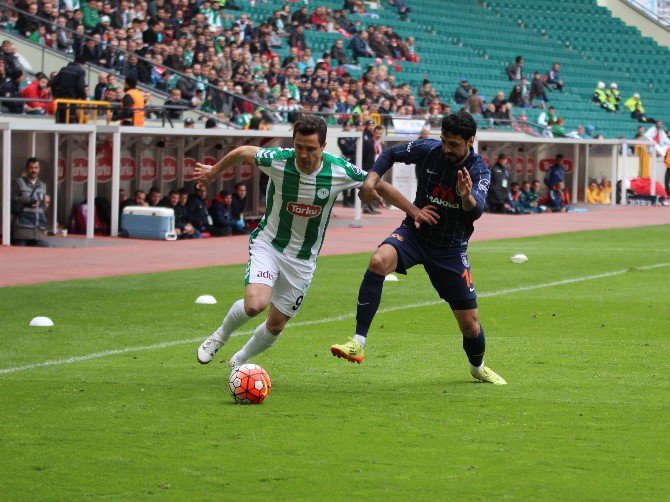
[11,157,49,246]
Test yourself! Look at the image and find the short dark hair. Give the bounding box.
[292,114,327,144]
[556,153,564,160]
[26,157,39,168]
[441,111,477,141]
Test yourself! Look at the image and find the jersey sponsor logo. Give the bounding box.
[316,188,330,199]
[390,233,404,241]
[428,186,460,209]
[477,179,490,193]
[287,202,322,218]
[256,270,275,280]
[461,253,470,268]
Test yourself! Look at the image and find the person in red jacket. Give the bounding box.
[20,72,51,115]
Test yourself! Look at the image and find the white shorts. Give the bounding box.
[245,238,316,317]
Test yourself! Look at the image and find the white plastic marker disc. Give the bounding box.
[195,295,217,304]
[384,274,399,282]
[511,254,528,264]
[29,316,54,327]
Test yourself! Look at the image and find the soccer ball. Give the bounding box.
[228,364,272,404]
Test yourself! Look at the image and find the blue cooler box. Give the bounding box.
[121,206,177,240]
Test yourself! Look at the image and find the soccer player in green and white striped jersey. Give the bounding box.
[196,115,391,371]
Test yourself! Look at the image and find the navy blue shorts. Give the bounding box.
[381,225,478,310]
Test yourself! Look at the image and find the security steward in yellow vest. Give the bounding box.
[114,76,145,126]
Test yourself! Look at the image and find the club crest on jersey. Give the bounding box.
[316,188,330,199]
[428,185,460,209]
[287,202,322,218]
[461,253,469,268]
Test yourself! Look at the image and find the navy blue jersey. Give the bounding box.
[372,138,490,252]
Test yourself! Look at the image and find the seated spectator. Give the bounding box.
[548,180,569,212]
[545,62,563,92]
[186,182,213,233]
[164,189,197,239]
[20,72,51,114]
[508,84,525,109]
[567,125,585,139]
[551,117,567,137]
[349,31,375,62]
[593,82,615,112]
[310,6,328,32]
[624,93,646,115]
[330,39,349,66]
[518,180,543,214]
[586,180,601,204]
[210,189,247,236]
[506,56,524,82]
[147,187,162,207]
[0,69,25,114]
[231,182,248,221]
[644,120,670,154]
[631,102,654,123]
[16,3,40,37]
[369,31,391,58]
[599,178,612,204]
[530,71,549,105]
[454,78,472,105]
[509,182,521,213]
[538,106,557,128]
[607,83,620,112]
[164,88,188,120]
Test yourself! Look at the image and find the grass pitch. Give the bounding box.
[1,225,669,499]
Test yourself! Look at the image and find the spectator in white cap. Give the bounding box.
[607,83,620,112]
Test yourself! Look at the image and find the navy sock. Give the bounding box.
[355,269,386,337]
[463,326,486,367]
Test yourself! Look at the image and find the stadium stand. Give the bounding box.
[0,0,667,136]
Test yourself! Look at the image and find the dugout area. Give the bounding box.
[0,124,656,246]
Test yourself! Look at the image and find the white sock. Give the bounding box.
[220,299,251,343]
[354,334,367,348]
[230,322,280,366]
[470,363,484,375]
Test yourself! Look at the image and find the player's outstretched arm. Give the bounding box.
[376,180,439,227]
[194,145,260,185]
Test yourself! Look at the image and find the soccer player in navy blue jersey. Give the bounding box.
[331,111,507,384]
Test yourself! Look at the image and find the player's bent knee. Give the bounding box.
[368,246,397,275]
[244,300,268,318]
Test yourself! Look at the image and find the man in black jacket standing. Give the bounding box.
[50,55,87,123]
[487,154,513,213]
[337,121,357,207]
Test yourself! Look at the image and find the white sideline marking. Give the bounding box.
[2,262,669,375]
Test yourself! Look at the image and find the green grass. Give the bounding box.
[1,225,669,499]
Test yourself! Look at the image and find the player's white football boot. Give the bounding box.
[197,328,225,364]
[471,365,507,385]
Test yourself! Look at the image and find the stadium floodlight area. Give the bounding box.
[0,124,657,246]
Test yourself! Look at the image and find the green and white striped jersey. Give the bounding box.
[251,147,367,261]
